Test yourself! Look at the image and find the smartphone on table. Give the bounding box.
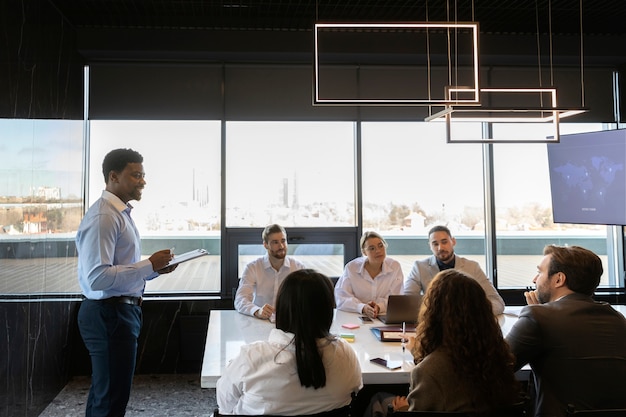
[370,357,402,370]
[359,315,373,323]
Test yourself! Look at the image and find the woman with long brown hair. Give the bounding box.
[368,269,519,416]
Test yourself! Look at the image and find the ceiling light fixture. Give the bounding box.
[313,22,479,105]
[424,88,586,143]
[424,0,588,143]
[424,88,587,123]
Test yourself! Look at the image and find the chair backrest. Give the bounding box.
[388,400,528,417]
[213,404,351,417]
[566,405,626,417]
[388,412,474,417]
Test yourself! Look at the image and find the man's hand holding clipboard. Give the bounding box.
[166,248,210,267]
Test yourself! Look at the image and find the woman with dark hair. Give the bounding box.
[217,269,362,415]
[368,269,519,416]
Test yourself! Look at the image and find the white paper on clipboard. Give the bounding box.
[167,248,209,267]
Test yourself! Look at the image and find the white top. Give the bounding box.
[216,328,363,415]
[234,255,305,316]
[334,256,404,314]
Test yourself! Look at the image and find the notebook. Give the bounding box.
[377,294,422,325]
[370,324,416,342]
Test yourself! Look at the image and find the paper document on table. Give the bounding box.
[167,248,209,267]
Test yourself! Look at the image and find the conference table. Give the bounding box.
[200,306,525,389]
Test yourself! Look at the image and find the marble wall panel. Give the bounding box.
[0,299,222,417]
[0,301,78,417]
[0,0,84,119]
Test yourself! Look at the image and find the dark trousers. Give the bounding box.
[353,384,408,417]
[78,299,142,417]
[364,392,396,417]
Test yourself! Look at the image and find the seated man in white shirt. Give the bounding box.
[234,224,305,319]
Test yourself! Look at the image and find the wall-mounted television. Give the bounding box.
[547,129,626,225]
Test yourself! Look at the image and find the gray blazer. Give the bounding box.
[403,254,505,315]
[506,293,626,417]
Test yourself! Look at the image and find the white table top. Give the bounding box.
[200,304,626,389]
[201,307,523,389]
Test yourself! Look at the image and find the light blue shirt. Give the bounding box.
[76,190,157,299]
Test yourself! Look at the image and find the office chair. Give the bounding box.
[388,411,525,417]
[213,404,352,417]
[566,405,626,417]
[388,412,475,417]
[388,399,528,417]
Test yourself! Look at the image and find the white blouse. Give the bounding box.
[216,328,363,415]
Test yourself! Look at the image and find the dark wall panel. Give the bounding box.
[0,298,229,416]
[224,65,358,121]
[483,66,616,122]
[0,301,77,417]
[89,62,617,122]
[0,0,84,119]
[89,64,224,120]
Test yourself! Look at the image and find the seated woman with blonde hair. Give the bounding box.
[335,231,404,318]
[368,269,520,416]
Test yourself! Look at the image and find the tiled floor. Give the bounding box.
[38,374,217,417]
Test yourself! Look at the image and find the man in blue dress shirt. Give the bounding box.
[76,148,177,417]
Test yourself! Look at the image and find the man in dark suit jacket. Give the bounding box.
[506,244,626,417]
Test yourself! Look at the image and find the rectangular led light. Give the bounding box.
[425,88,587,143]
[314,22,479,105]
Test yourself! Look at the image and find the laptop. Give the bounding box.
[377,294,422,325]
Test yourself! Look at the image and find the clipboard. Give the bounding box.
[167,248,210,267]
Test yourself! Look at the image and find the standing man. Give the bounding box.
[403,225,505,315]
[77,148,177,417]
[506,245,626,416]
[234,224,305,319]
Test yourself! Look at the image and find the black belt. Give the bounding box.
[87,296,143,306]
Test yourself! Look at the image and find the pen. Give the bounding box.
[402,321,406,353]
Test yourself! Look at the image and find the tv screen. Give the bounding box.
[547,129,626,225]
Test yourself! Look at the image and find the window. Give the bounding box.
[4,117,622,296]
[0,119,83,294]
[225,121,356,228]
[492,123,613,288]
[89,120,222,293]
[361,122,485,277]
[223,122,358,295]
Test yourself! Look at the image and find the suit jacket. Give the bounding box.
[406,349,477,412]
[403,254,505,314]
[506,293,626,417]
